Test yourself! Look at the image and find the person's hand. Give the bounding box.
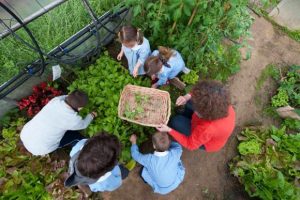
[156,124,171,132]
[130,134,137,144]
[176,94,191,106]
[151,83,158,88]
[151,74,157,80]
[91,111,97,118]
[133,67,139,78]
[117,52,123,61]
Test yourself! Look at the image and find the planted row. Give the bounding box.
[68,52,152,162]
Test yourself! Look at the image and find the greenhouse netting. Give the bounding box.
[0,0,126,99]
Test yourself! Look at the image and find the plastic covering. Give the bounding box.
[0,0,65,38]
[0,2,129,99]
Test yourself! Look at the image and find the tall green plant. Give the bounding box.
[126,0,252,81]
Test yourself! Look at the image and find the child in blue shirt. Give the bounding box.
[130,132,185,195]
[144,46,189,88]
[64,133,128,196]
[117,25,151,77]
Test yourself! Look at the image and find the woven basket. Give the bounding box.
[118,85,171,127]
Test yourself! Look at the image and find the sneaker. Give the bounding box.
[169,77,186,90]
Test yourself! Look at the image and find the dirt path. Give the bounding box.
[104,14,300,200]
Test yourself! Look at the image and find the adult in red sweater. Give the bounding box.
[157,80,235,152]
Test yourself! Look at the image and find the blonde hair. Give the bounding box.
[152,132,171,152]
[158,46,174,60]
[144,46,174,76]
[118,25,143,45]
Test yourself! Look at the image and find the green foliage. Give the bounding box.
[182,69,199,85]
[126,0,252,81]
[282,118,300,132]
[270,66,300,131]
[230,126,300,200]
[1,171,51,200]
[238,139,261,155]
[68,52,152,163]
[271,88,289,107]
[0,116,79,199]
[259,0,280,9]
[256,64,280,91]
[0,0,121,85]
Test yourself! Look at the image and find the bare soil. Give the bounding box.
[101,14,300,200]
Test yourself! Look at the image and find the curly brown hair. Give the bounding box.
[191,80,230,120]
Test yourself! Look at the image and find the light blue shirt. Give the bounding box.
[122,37,151,75]
[152,50,186,86]
[70,139,122,192]
[131,142,185,195]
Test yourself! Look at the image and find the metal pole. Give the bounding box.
[0,0,67,39]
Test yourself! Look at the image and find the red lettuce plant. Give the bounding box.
[18,82,62,117]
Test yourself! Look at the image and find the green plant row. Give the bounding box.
[271,66,300,131]
[0,116,80,199]
[0,0,121,85]
[230,126,300,200]
[125,0,253,82]
[68,52,153,163]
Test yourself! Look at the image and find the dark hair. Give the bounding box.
[65,90,88,111]
[144,46,174,76]
[77,133,121,179]
[152,132,171,152]
[191,80,230,120]
[118,25,143,45]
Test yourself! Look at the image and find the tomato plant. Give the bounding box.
[126,0,253,81]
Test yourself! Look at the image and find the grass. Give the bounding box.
[0,0,120,85]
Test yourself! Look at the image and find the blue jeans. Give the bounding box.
[169,101,205,150]
[58,130,85,148]
[169,101,194,136]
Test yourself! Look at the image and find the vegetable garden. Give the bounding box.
[0,0,300,199]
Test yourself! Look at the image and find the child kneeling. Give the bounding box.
[130,132,185,195]
[64,133,128,195]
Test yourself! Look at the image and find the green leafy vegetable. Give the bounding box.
[68,52,152,163]
[230,126,300,200]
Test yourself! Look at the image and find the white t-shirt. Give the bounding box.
[20,95,93,155]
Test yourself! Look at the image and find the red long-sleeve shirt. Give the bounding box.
[169,106,236,152]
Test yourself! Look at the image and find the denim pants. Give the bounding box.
[58,130,85,148]
[169,101,205,150]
